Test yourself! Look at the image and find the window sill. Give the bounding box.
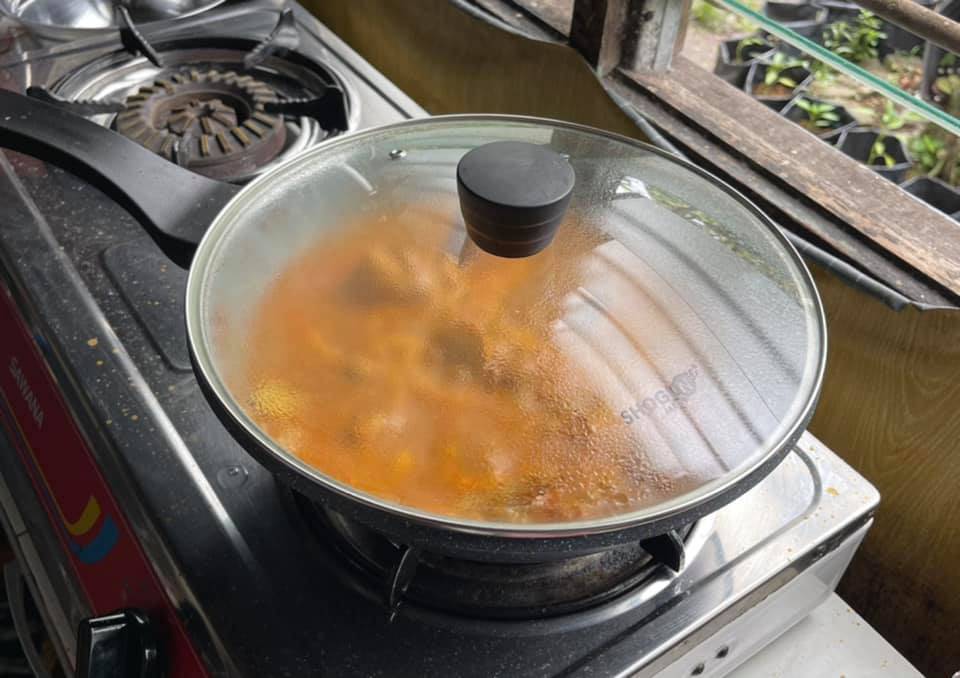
[615,56,960,305]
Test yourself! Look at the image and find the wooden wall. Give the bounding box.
[808,264,960,678]
[304,0,641,134]
[305,2,960,674]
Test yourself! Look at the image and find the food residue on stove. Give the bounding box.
[224,206,696,523]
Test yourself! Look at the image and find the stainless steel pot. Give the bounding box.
[0,90,826,562]
[0,0,226,41]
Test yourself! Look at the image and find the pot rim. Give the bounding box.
[184,114,828,539]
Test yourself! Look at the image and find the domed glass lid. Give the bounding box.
[188,116,825,531]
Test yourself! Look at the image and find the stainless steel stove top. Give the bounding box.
[0,3,878,677]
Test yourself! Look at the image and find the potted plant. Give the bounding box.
[910,132,946,174]
[821,10,886,63]
[744,53,813,111]
[922,1,960,98]
[763,1,828,37]
[781,95,855,143]
[908,128,960,189]
[899,177,960,220]
[838,128,913,183]
[919,77,960,184]
[715,35,774,86]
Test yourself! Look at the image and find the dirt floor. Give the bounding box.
[682,23,732,72]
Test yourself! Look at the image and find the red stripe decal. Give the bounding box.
[0,284,208,676]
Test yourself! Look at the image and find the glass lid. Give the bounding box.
[187,116,825,531]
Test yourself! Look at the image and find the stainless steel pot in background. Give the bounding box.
[0,0,226,41]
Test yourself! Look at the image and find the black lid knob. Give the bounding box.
[457,141,575,258]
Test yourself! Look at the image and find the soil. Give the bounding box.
[680,0,764,70]
[754,82,794,98]
[682,23,731,71]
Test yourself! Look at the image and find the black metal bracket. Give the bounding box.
[264,86,348,133]
[25,86,124,116]
[639,530,685,573]
[116,3,163,67]
[244,7,300,69]
[386,545,421,621]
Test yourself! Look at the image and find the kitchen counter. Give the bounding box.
[732,593,923,677]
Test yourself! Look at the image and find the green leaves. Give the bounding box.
[762,52,807,90]
[822,10,886,64]
[909,132,947,176]
[880,101,905,131]
[935,74,960,96]
[816,111,841,128]
[868,137,896,168]
[794,98,840,129]
[734,36,769,64]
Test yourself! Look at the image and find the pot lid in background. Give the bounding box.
[187,116,825,533]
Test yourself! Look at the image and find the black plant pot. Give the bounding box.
[780,95,856,143]
[765,1,822,23]
[899,177,960,219]
[763,36,805,58]
[766,6,829,39]
[838,128,913,183]
[817,0,861,24]
[744,61,813,111]
[880,0,937,57]
[714,36,775,86]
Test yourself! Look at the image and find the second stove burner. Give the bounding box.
[116,69,287,180]
[51,41,354,183]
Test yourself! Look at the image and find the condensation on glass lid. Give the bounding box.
[213,189,804,525]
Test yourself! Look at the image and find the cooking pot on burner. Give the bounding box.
[0,90,826,562]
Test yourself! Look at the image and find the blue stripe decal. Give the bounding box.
[71,516,119,564]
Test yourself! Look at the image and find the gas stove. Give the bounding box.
[0,2,878,677]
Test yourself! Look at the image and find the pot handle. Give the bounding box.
[0,89,241,266]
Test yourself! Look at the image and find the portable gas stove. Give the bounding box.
[0,2,878,677]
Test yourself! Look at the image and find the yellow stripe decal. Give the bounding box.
[65,496,100,537]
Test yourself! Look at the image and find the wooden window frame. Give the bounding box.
[475,0,960,305]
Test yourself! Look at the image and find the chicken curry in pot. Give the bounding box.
[224,204,698,524]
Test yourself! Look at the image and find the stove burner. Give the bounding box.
[51,41,354,183]
[291,492,692,621]
[115,69,287,181]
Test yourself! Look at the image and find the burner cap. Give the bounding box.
[115,68,287,181]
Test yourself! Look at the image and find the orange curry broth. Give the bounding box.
[223,205,693,523]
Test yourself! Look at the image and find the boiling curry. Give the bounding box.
[226,205,696,523]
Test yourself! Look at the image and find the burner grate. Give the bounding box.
[115,68,287,180]
[50,41,353,182]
